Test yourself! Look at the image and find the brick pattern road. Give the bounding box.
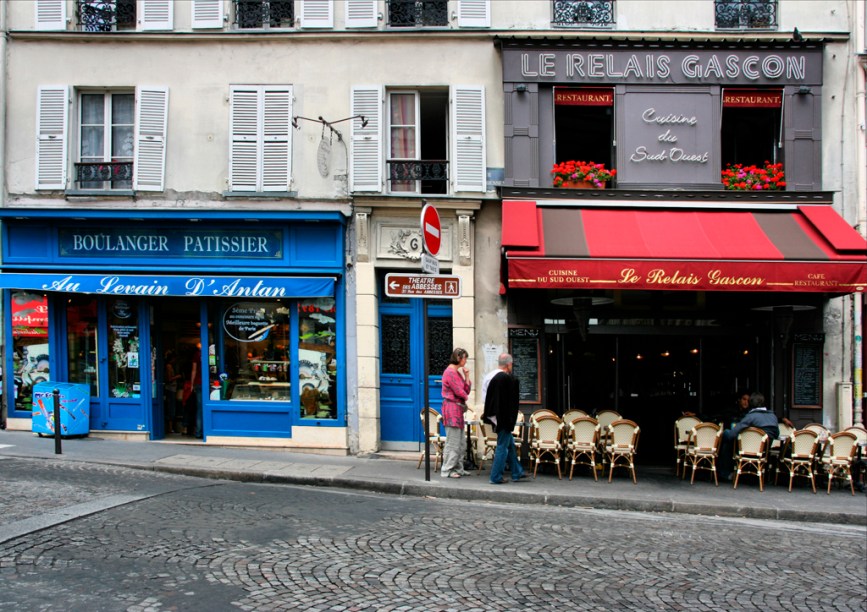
[0,458,864,611]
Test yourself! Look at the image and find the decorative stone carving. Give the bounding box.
[456,210,473,266]
[355,209,371,262]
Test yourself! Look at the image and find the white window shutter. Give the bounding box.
[457,0,490,27]
[262,87,293,191]
[134,86,169,191]
[346,0,377,28]
[35,0,67,31]
[36,86,69,190]
[450,85,486,193]
[229,87,261,192]
[350,86,383,193]
[140,0,174,30]
[192,0,224,28]
[300,0,333,28]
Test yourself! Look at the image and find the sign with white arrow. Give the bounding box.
[384,273,461,299]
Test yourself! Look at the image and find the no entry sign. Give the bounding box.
[420,203,441,256]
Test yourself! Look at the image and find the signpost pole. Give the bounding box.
[423,298,430,482]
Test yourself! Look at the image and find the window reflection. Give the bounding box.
[66,296,99,398]
[298,298,337,419]
[11,292,50,412]
[107,298,140,398]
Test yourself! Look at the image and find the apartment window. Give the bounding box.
[77,0,136,31]
[387,1,448,27]
[78,92,135,190]
[553,87,615,175]
[351,85,486,194]
[552,1,615,27]
[721,89,783,168]
[229,86,293,192]
[235,0,294,28]
[715,0,777,29]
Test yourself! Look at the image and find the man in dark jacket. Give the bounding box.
[719,391,779,479]
[482,353,526,484]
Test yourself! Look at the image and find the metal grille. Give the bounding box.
[552,0,614,27]
[75,162,134,189]
[388,160,449,183]
[77,0,136,32]
[714,0,777,29]
[235,0,294,29]
[387,0,448,27]
[382,315,411,374]
[428,318,453,376]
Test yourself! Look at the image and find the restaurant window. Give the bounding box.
[78,91,135,190]
[721,89,783,168]
[298,299,337,420]
[66,296,99,398]
[714,0,777,29]
[553,87,614,175]
[209,301,291,402]
[108,298,141,398]
[11,292,50,413]
[388,90,448,194]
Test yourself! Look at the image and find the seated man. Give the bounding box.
[718,391,779,480]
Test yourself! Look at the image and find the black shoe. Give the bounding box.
[490,479,506,485]
[512,473,529,482]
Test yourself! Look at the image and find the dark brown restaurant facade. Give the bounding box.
[491,38,866,462]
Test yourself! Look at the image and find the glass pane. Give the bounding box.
[107,298,141,398]
[298,298,338,420]
[81,94,104,125]
[428,317,453,375]
[210,301,291,401]
[111,126,134,159]
[66,297,99,398]
[111,94,134,125]
[80,126,104,159]
[11,292,50,413]
[381,315,410,374]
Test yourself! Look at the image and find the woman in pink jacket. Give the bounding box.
[440,348,472,478]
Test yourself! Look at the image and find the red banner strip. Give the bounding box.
[723,90,783,108]
[507,258,866,294]
[554,88,614,107]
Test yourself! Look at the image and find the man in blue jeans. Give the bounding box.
[482,353,526,484]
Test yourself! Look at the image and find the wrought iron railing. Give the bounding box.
[75,162,134,188]
[552,0,615,27]
[387,0,448,27]
[387,160,449,185]
[234,0,294,29]
[714,0,777,29]
[77,0,136,32]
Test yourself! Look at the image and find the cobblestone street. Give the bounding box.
[0,457,864,611]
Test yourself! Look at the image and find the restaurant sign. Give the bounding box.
[507,259,867,294]
[0,273,335,298]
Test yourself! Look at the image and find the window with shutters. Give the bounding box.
[351,85,486,195]
[77,91,135,190]
[229,86,293,193]
[552,1,615,27]
[234,0,294,29]
[387,0,448,27]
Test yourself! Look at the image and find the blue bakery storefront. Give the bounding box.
[0,209,347,449]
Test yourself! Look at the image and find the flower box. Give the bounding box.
[721,161,785,191]
[552,161,615,189]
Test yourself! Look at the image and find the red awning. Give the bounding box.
[502,201,867,293]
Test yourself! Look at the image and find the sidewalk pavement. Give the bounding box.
[1,430,864,525]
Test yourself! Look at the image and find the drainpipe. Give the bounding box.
[0,0,7,426]
[855,0,866,426]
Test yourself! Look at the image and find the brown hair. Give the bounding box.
[448,348,468,365]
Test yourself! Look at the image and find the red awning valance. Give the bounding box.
[723,89,783,108]
[554,87,614,107]
[502,201,867,293]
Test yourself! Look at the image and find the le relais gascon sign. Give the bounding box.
[503,46,822,188]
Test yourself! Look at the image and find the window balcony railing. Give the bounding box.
[387,0,448,28]
[77,0,136,32]
[234,0,294,29]
[714,0,777,29]
[552,0,615,28]
[75,162,134,189]
[387,159,449,193]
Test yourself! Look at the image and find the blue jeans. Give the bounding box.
[491,429,524,483]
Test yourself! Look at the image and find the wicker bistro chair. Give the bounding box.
[769,422,795,481]
[674,415,702,478]
[777,429,820,493]
[595,410,622,467]
[685,422,722,486]
[565,416,600,481]
[476,420,499,472]
[822,431,859,495]
[530,414,564,479]
[416,408,445,471]
[733,427,770,491]
[604,419,640,484]
[512,411,526,461]
[464,407,480,463]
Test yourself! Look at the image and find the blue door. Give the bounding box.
[379,279,453,450]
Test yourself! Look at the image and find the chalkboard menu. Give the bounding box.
[792,334,823,408]
[509,327,541,404]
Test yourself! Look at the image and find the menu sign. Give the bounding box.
[509,327,541,405]
[792,334,823,408]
